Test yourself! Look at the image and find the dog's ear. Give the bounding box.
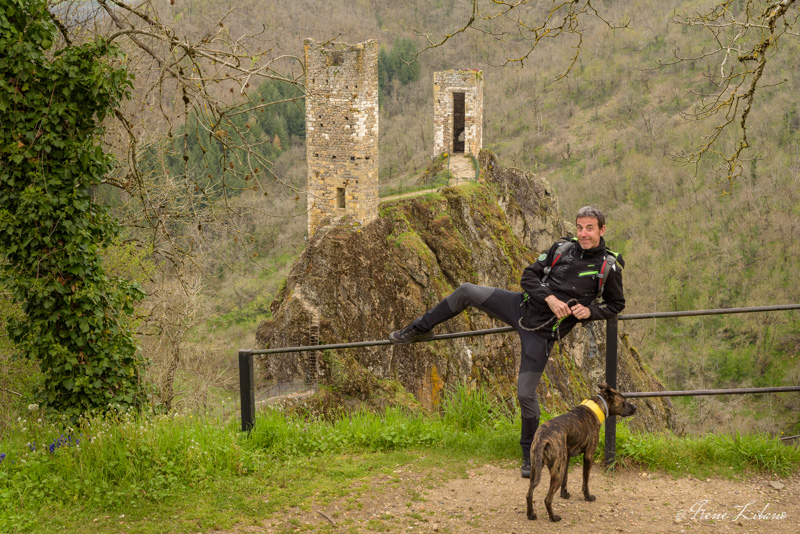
[597,382,609,392]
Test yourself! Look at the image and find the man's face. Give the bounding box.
[576,216,605,250]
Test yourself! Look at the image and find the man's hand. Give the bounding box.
[545,295,572,319]
[570,303,591,320]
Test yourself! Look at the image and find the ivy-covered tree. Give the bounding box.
[0,0,145,416]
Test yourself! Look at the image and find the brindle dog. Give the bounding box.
[525,383,637,522]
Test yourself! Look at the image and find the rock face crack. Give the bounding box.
[420,233,461,293]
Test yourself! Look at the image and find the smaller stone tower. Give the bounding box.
[433,69,484,157]
[304,39,379,237]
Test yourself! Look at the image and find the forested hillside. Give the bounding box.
[2,0,798,434]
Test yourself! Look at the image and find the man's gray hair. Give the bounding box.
[576,206,606,227]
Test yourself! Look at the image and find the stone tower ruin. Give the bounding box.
[304,39,379,237]
[433,69,483,157]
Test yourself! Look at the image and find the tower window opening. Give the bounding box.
[452,91,466,153]
[336,187,346,209]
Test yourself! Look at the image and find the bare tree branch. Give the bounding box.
[416,0,797,192]
[670,0,797,191]
[49,0,308,279]
[412,0,628,76]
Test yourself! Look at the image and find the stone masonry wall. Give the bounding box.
[433,69,483,157]
[305,39,379,237]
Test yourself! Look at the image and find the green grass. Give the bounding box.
[208,292,274,331]
[379,152,482,199]
[1,386,798,533]
[608,421,800,478]
[379,171,452,198]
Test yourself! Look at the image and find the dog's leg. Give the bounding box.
[526,445,543,520]
[582,453,596,502]
[560,462,570,499]
[544,456,565,522]
[525,475,537,520]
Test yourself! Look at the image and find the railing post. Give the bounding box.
[239,350,255,432]
[604,315,618,469]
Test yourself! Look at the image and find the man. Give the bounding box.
[389,206,625,478]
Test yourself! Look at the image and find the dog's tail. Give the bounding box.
[532,440,546,487]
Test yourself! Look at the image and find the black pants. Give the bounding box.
[412,283,554,421]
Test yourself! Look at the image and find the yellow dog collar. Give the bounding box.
[580,399,606,423]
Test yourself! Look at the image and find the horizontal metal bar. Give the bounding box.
[248,326,517,355]
[247,303,800,355]
[625,386,800,398]
[619,303,800,321]
[248,338,391,355]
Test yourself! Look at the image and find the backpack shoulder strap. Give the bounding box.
[541,239,576,284]
[596,249,621,301]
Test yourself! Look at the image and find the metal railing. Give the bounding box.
[238,303,800,466]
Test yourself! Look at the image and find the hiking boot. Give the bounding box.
[520,417,538,479]
[521,450,532,479]
[389,324,434,345]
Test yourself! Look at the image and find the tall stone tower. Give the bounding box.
[433,69,484,157]
[304,39,379,237]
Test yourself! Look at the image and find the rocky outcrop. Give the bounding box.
[255,151,675,432]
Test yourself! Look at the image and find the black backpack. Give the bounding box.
[540,239,620,302]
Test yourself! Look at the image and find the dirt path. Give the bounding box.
[379,187,441,204]
[445,154,476,183]
[379,155,476,204]
[224,463,799,533]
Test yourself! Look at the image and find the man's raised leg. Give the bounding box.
[389,283,502,344]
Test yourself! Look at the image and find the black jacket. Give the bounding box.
[519,237,625,340]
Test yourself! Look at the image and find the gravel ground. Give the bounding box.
[218,461,799,533]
